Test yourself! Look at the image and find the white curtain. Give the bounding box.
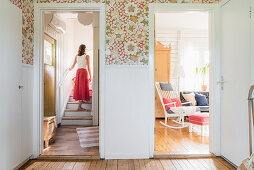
[178,38,209,91]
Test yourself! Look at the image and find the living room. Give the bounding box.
[154,11,210,155]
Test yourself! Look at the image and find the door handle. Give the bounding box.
[217,81,225,84]
[217,76,225,90]
[19,85,24,89]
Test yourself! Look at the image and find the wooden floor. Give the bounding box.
[155,119,209,155]
[42,125,99,156]
[20,157,235,170]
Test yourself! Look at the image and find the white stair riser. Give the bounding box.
[69,96,92,102]
[66,103,92,110]
[61,119,93,126]
[64,111,92,117]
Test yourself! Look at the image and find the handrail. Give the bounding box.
[248,85,254,156]
[58,69,70,87]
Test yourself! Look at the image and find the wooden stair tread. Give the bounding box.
[62,116,93,120]
[67,101,92,104]
[65,109,91,112]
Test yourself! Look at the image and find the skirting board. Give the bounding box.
[13,156,32,170]
[105,153,150,159]
[154,152,216,159]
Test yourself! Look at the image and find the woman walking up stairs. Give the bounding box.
[62,44,93,126]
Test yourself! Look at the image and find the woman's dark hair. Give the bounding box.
[78,44,86,56]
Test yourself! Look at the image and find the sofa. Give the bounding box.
[180,91,209,112]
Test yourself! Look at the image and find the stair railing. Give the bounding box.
[248,85,254,156]
[58,68,70,87]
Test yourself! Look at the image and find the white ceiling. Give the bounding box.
[155,12,208,31]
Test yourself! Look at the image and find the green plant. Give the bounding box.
[195,64,209,85]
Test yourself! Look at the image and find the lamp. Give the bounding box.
[173,62,185,92]
[173,62,185,78]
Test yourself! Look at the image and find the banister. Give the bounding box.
[248,85,254,156]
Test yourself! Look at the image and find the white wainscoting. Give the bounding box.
[103,66,153,159]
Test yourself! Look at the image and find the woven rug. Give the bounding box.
[76,126,99,148]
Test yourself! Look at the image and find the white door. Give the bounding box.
[220,0,251,166]
[0,0,23,169]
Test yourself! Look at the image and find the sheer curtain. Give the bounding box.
[178,38,209,91]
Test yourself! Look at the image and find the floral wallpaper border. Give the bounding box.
[10,0,34,65]
[10,0,219,65]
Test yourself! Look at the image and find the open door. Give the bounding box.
[44,34,56,117]
[220,0,251,166]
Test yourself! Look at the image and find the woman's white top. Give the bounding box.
[77,54,87,69]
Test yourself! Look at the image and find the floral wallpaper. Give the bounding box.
[10,0,34,65]
[105,0,149,65]
[10,0,219,65]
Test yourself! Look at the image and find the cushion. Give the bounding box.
[163,98,174,111]
[159,82,173,91]
[195,93,209,106]
[182,93,197,106]
[189,113,209,126]
[167,109,175,114]
[171,98,182,107]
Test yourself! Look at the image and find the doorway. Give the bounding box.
[149,4,221,157]
[154,11,210,155]
[41,10,100,158]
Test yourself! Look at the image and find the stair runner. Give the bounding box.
[61,90,93,126]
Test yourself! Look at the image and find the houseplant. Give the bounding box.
[196,64,209,91]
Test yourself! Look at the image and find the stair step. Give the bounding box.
[64,110,92,117]
[66,102,92,110]
[65,109,91,112]
[68,101,92,104]
[61,119,93,126]
[62,116,92,120]
[69,96,92,102]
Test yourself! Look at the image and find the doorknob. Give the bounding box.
[217,81,225,84]
[217,76,225,90]
[19,85,24,89]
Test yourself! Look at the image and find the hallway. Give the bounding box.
[41,125,99,157]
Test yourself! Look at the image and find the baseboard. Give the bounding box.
[153,152,216,159]
[13,156,32,170]
[38,155,100,160]
[105,153,150,159]
[221,155,238,168]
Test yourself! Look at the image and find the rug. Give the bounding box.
[76,126,99,148]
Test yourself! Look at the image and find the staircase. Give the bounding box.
[61,94,93,126]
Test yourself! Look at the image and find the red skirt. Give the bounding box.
[73,68,90,101]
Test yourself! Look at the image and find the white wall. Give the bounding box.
[61,19,75,120]
[73,20,94,77]
[0,0,33,169]
[104,67,152,159]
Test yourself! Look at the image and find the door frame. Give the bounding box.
[148,3,221,157]
[33,3,106,158]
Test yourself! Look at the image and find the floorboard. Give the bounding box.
[41,125,99,157]
[155,119,209,155]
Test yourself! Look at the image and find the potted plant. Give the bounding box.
[196,64,209,91]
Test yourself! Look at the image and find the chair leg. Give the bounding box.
[189,123,193,133]
[201,125,204,136]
